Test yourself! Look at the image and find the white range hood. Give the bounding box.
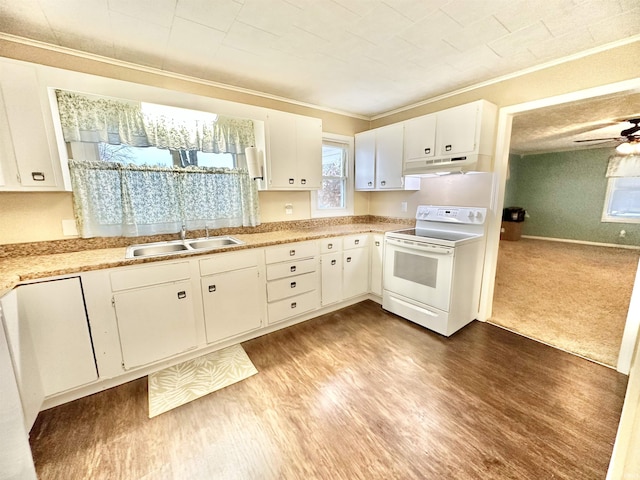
[403,153,492,177]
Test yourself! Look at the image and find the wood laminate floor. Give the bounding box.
[29,301,628,479]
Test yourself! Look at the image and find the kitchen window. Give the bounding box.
[311,134,354,218]
[55,89,260,238]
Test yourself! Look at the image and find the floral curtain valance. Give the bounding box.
[606,154,640,177]
[55,90,256,153]
[68,160,260,238]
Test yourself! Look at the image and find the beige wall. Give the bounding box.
[1,38,638,244]
[0,38,370,245]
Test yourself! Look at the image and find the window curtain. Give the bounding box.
[68,160,260,238]
[55,89,256,152]
[57,89,261,238]
[606,155,640,177]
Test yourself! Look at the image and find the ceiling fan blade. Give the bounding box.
[574,137,619,143]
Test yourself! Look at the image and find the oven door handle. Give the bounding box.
[385,238,453,255]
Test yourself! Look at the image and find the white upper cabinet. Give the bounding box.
[0,59,65,191]
[403,114,437,162]
[436,102,481,156]
[264,110,322,190]
[403,100,498,167]
[355,123,419,191]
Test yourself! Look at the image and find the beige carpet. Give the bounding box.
[148,344,258,418]
[490,238,639,367]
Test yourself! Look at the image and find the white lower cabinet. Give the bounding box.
[265,241,320,324]
[370,234,384,297]
[321,251,343,306]
[200,250,264,344]
[111,262,198,370]
[342,235,370,299]
[17,278,98,397]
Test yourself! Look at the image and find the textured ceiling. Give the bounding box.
[0,0,638,119]
[510,91,640,155]
[0,0,638,155]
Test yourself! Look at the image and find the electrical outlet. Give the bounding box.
[285,203,293,215]
[401,202,408,212]
[620,230,626,238]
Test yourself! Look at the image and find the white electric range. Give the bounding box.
[382,205,487,337]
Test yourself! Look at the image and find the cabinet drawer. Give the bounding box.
[111,262,190,291]
[265,241,317,264]
[267,290,319,325]
[319,238,342,254]
[343,234,369,250]
[266,257,317,281]
[199,249,260,276]
[267,272,318,302]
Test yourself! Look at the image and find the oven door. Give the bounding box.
[383,237,454,312]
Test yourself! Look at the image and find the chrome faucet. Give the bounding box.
[180,224,187,241]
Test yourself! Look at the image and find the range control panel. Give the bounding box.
[416,205,487,224]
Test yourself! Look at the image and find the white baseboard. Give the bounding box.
[521,235,640,250]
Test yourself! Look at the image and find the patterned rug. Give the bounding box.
[148,344,258,418]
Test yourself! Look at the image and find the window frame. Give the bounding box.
[601,176,640,224]
[311,133,354,218]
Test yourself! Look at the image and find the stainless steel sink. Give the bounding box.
[125,236,244,259]
[187,237,242,250]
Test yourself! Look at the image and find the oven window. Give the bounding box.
[393,251,438,288]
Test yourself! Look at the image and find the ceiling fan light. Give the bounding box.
[616,141,640,155]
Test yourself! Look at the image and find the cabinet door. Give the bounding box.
[0,313,37,480]
[436,102,479,156]
[370,235,384,296]
[355,130,376,190]
[267,111,298,188]
[321,252,343,306]
[0,289,44,431]
[0,61,60,189]
[375,123,404,189]
[201,267,262,344]
[296,115,322,189]
[17,278,98,397]
[113,280,197,369]
[404,114,436,161]
[343,247,370,299]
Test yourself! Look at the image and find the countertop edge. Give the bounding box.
[0,223,403,296]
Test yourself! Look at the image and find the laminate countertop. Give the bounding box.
[0,222,408,296]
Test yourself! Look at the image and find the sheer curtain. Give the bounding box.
[56,90,260,238]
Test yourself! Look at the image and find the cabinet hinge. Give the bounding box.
[111,297,115,308]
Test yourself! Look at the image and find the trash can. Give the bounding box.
[501,207,525,241]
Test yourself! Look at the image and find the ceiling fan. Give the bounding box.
[574,118,640,154]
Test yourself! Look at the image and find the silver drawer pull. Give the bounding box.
[331,259,336,265]
[375,241,380,246]
[208,285,216,293]
[301,178,306,185]
[177,291,187,299]
[380,180,386,186]
[328,243,333,249]
[367,181,372,186]
[290,281,296,288]
[291,302,297,309]
[290,249,296,256]
[346,257,352,263]
[445,145,452,151]
[32,171,45,181]
[425,147,431,154]
[355,239,360,245]
[289,178,294,184]
[290,265,296,272]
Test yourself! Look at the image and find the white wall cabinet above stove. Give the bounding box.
[403,100,498,173]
